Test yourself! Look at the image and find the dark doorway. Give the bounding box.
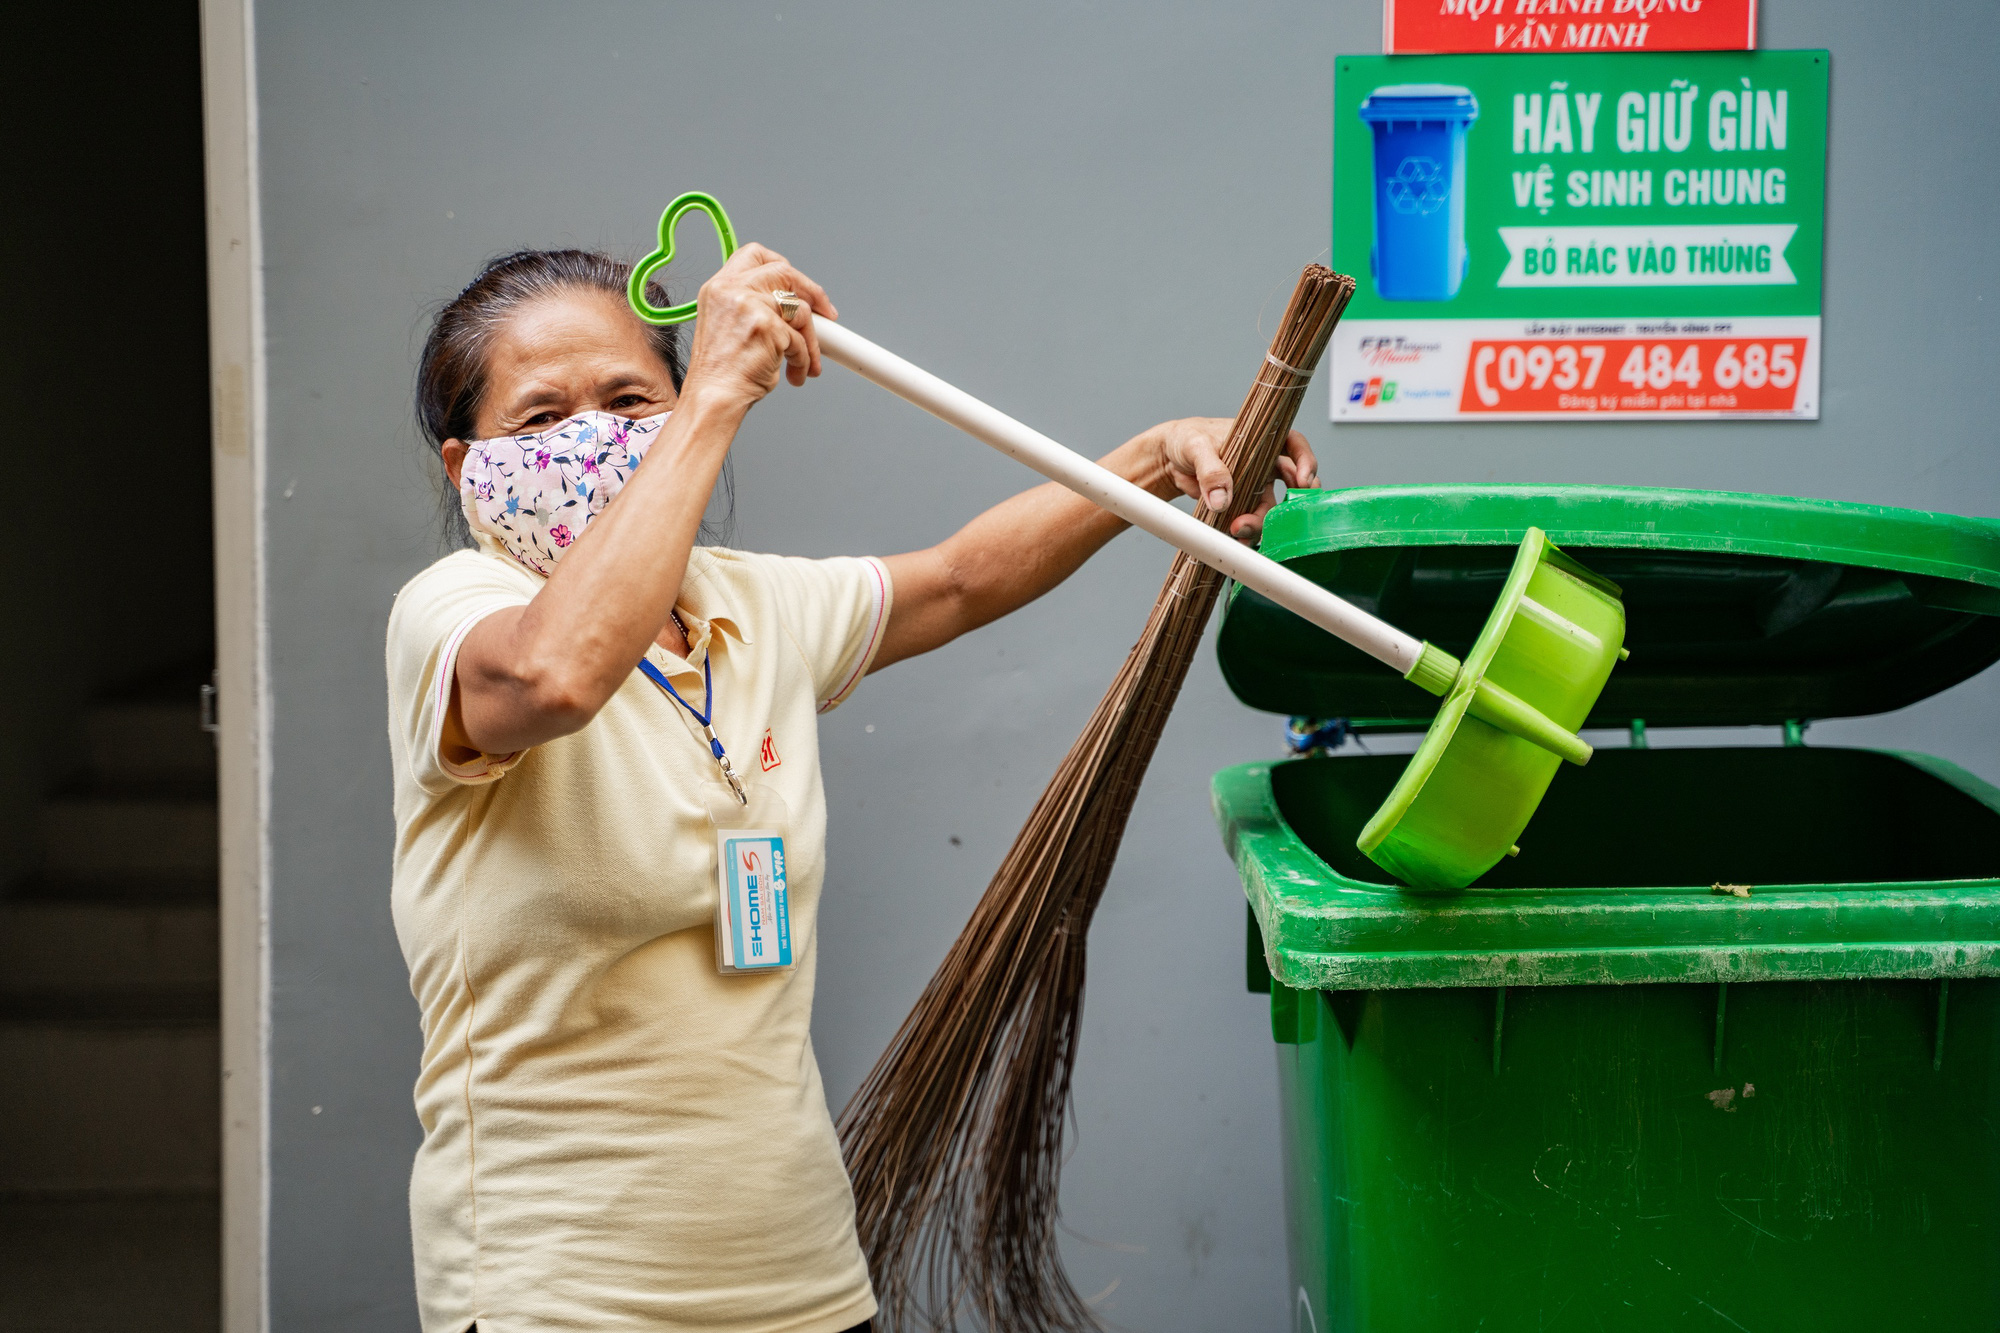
[0,4,220,1328]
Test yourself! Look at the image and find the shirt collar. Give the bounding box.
[676,595,749,649]
[675,554,751,647]
[642,588,749,688]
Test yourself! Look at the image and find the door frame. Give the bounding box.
[198,0,270,1327]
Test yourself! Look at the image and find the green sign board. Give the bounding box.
[1330,50,1827,420]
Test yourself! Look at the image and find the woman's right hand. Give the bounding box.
[680,243,839,406]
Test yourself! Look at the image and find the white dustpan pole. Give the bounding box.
[811,317,1426,677]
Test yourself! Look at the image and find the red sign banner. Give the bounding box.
[1457,334,1803,414]
[1385,0,1758,54]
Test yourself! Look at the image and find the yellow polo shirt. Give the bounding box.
[385,538,891,1333]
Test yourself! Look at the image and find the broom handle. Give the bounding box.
[810,317,1427,677]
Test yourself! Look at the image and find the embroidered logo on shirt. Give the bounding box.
[760,728,782,772]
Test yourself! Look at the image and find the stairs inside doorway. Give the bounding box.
[0,674,221,1331]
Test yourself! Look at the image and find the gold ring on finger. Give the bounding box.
[773,290,805,324]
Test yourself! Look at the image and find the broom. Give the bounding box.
[835,265,1356,1332]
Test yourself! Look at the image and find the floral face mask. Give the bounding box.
[459,410,667,576]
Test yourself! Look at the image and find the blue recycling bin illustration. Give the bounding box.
[1358,84,1479,302]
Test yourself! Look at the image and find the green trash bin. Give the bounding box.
[1211,485,2000,1332]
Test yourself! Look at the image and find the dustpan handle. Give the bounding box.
[813,320,1593,764]
[807,316,1427,677]
[622,192,1590,762]
[617,190,1417,672]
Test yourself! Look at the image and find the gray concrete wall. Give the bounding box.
[251,1,2000,1327]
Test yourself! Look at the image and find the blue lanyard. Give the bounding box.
[637,652,747,803]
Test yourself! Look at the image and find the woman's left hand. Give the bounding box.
[1147,417,1319,545]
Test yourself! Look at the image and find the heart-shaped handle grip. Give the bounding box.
[628,192,738,325]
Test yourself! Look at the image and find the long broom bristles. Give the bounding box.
[839,266,1357,1333]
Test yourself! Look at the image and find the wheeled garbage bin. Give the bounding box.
[1357,84,1478,302]
[1212,485,2000,1332]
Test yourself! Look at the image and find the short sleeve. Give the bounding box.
[751,554,894,713]
[385,551,538,795]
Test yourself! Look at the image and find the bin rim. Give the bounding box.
[1258,484,2000,585]
[1215,752,2000,991]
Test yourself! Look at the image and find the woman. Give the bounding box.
[387,239,1316,1333]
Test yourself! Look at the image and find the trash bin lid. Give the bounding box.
[1357,83,1479,123]
[1219,485,2000,728]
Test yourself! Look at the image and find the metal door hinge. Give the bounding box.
[201,668,220,739]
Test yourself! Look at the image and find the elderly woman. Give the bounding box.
[386,239,1315,1332]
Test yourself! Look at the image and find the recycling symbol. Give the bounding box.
[1385,156,1449,216]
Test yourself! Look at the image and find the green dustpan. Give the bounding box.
[627,192,1627,895]
[1360,528,1627,890]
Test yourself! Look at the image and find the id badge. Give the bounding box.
[703,784,794,975]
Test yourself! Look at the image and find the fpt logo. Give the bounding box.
[1346,377,1400,407]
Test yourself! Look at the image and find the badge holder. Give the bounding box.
[702,783,795,976]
